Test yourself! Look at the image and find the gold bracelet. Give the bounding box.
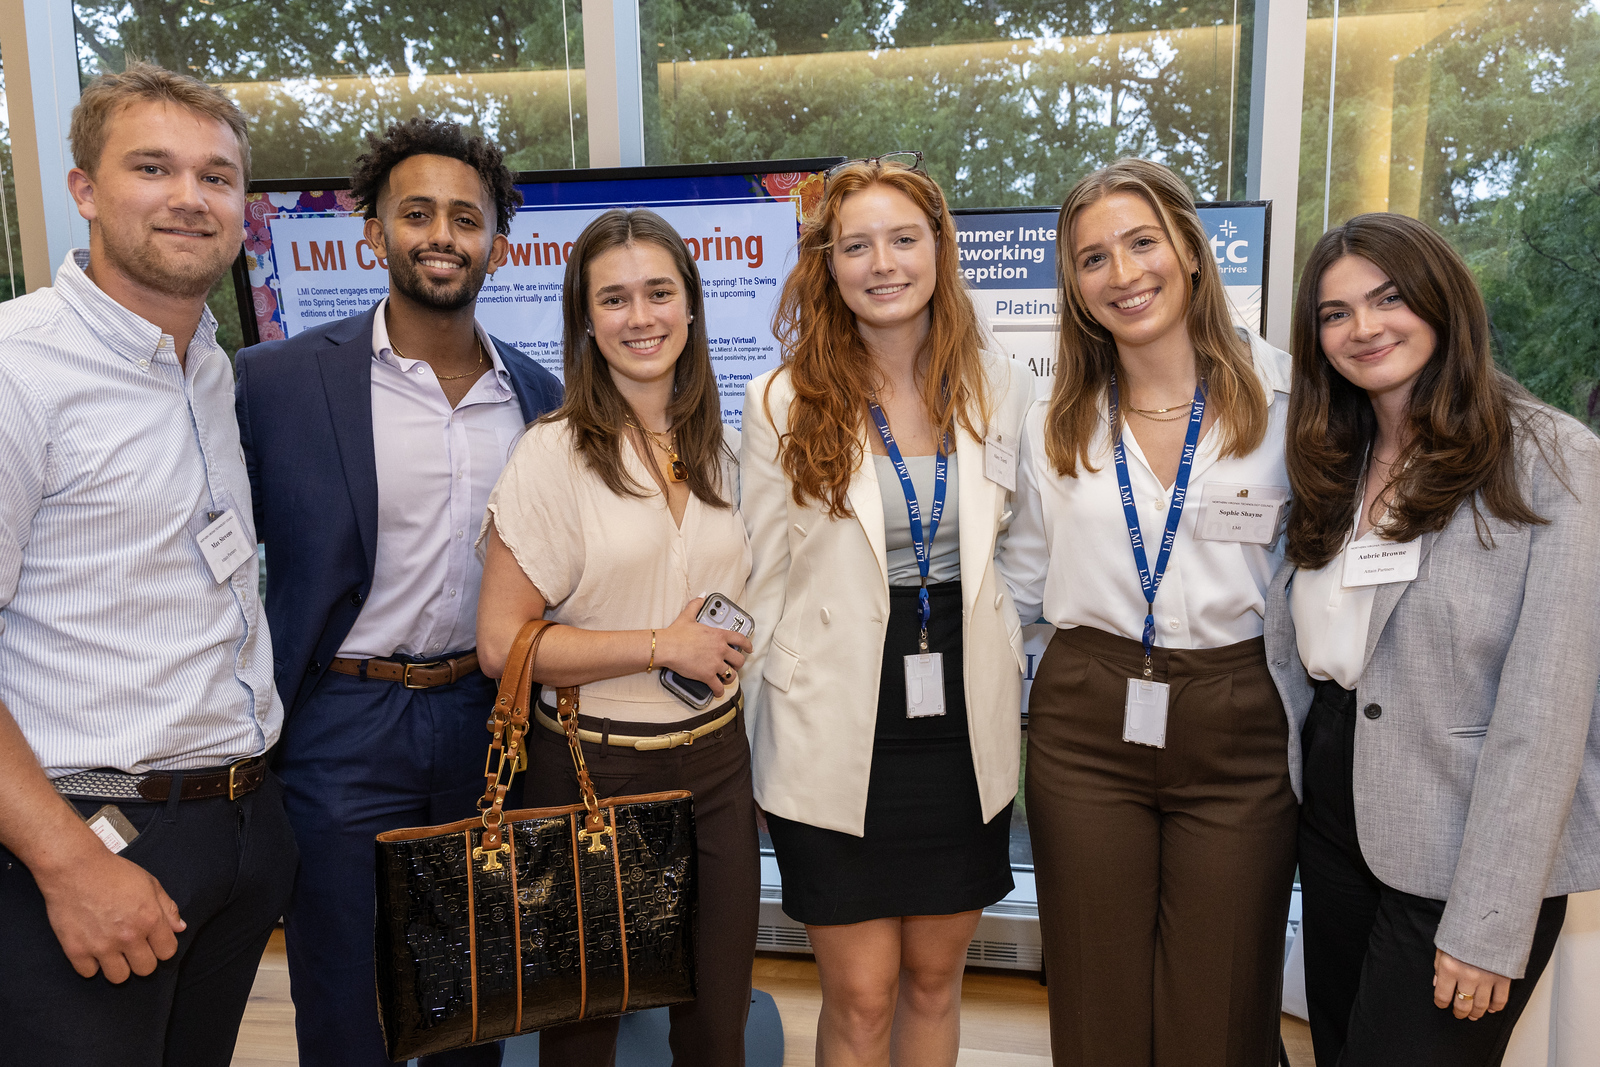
[647,629,657,671]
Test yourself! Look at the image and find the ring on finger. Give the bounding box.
[718,668,734,683]
[1455,991,1474,1002]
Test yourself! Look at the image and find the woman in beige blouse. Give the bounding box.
[476,208,756,1066]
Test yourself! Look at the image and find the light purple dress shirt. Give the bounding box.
[336,299,528,659]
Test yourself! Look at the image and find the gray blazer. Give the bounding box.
[1264,410,1600,978]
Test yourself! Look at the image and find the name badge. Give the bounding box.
[196,509,250,583]
[83,804,140,854]
[1195,483,1287,544]
[904,653,947,718]
[984,433,1017,492]
[1342,537,1421,587]
[1123,678,1169,748]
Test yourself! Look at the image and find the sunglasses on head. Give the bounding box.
[823,151,926,180]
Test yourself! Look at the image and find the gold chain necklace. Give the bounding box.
[1124,377,1206,421]
[628,419,688,483]
[1126,398,1195,417]
[1127,406,1192,422]
[391,338,487,381]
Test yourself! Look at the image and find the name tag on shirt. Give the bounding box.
[985,433,1017,492]
[1123,679,1169,747]
[904,653,947,718]
[1195,483,1287,544]
[1342,537,1421,587]
[196,509,250,583]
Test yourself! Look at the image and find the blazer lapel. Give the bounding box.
[956,425,999,614]
[494,336,551,422]
[317,316,379,575]
[1361,529,1439,671]
[846,429,889,591]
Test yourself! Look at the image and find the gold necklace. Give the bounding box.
[628,419,688,483]
[1126,398,1195,417]
[392,338,486,381]
[1128,406,1192,422]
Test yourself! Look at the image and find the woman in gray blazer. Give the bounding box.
[1268,212,1600,1066]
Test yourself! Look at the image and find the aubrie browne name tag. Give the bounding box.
[1341,538,1421,587]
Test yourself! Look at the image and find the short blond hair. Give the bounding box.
[71,59,251,181]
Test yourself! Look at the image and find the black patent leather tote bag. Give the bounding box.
[374,619,697,1060]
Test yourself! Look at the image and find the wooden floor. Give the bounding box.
[233,929,1315,1066]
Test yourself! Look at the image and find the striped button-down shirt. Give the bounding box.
[0,251,281,777]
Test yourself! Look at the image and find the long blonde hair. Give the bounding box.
[1044,158,1267,476]
[770,160,991,517]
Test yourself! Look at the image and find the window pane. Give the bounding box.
[0,58,23,301]
[72,0,588,180]
[641,0,1255,206]
[1299,0,1600,424]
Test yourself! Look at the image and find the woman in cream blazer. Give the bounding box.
[742,353,1032,834]
[739,156,1033,1067]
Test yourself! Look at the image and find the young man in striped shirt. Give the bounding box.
[0,62,296,1065]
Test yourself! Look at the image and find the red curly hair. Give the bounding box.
[768,160,992,518]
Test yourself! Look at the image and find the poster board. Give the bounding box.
[233,159,842,429]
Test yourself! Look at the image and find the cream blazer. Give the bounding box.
[739,351,1036,836]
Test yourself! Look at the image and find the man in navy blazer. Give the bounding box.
[236,120,560,1067]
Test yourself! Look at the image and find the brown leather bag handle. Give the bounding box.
[477,618,556,851]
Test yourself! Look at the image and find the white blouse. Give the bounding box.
[1289,533,1380,691]
[481,419,752,723]
[999,331,1292,648]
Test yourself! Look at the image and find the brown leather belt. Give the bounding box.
[52,756,268,803]
[329,651,480,689]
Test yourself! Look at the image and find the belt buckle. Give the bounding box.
[228,762,242,801]
[402,660,444,689]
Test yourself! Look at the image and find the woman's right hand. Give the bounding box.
[655,596,753,697]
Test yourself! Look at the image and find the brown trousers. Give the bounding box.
[522,702,761,1067]
[1026,627,1298,1067]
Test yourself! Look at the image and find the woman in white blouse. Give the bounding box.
[476,208,757,1066]
[999,158,1298,1065]
[1267,212,1600,1066]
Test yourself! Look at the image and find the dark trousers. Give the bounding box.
[0,771,298,1067]
[1298,680,1568,1067]
[523,700,761,1067]
[278,666,505,1067]
[1026,627,1299,1067]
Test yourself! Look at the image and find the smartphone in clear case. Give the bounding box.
[659,593,755,709]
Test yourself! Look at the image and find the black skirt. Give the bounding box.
[766,579,1015,926]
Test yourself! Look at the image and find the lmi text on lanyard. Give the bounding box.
[1110,375,1207,748]
[868,397,949,719]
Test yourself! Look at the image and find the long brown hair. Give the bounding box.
[552,208,731,507]
[769,159,991,518]
[1044,158,1267,476]
[1286,212,1547,567]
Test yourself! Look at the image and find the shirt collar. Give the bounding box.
[370,296,513,394]
[55,249,221,371]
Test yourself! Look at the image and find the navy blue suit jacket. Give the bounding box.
[235,303,563,720]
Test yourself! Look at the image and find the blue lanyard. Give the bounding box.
[1108,375,1207,673]
[868,399,948,651]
